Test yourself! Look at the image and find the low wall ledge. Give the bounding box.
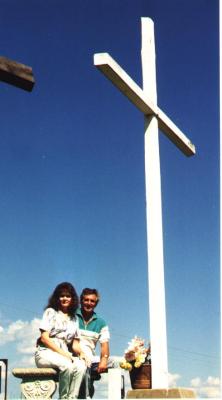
[12,367,58,379]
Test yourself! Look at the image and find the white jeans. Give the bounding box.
[35,349,86,399]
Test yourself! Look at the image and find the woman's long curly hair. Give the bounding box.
[45,282,79,317]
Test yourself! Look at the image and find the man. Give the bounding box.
[76,288,110,399]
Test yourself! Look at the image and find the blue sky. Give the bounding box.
[0,0,220,398]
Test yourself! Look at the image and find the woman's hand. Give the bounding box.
[72,339,91,366]
[71,352,91,367]
[79,351,91,367]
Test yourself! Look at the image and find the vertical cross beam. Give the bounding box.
[94,17,195,390]
[141,18,168,388]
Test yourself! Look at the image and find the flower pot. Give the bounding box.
[129,362,152,389]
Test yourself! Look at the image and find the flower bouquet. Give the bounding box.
[120,336,151,389]
[119,336,151,371]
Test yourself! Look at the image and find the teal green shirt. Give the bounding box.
[76,309,110,358]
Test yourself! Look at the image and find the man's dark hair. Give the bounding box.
[80,288,100,305]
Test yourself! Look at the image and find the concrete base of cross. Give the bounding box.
[126,387,196,398]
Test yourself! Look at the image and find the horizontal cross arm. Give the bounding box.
[0,56,35,91]
[157,109,195,156]
[94,52,195,157]
[94,53,158,115]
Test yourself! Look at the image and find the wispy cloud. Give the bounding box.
[0,318,40,359]
[168,372,181,387]
[190,375,221,398]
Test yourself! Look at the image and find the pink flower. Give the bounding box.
[125,350,136,362]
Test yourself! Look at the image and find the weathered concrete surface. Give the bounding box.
[12,367,58,379]
[12,367,58,399]
[126,387,196,398]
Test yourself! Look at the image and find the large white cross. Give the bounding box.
[94,18,195,389]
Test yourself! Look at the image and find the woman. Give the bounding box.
[35,282,87,399]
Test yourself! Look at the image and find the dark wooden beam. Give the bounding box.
[0,56,35,92]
